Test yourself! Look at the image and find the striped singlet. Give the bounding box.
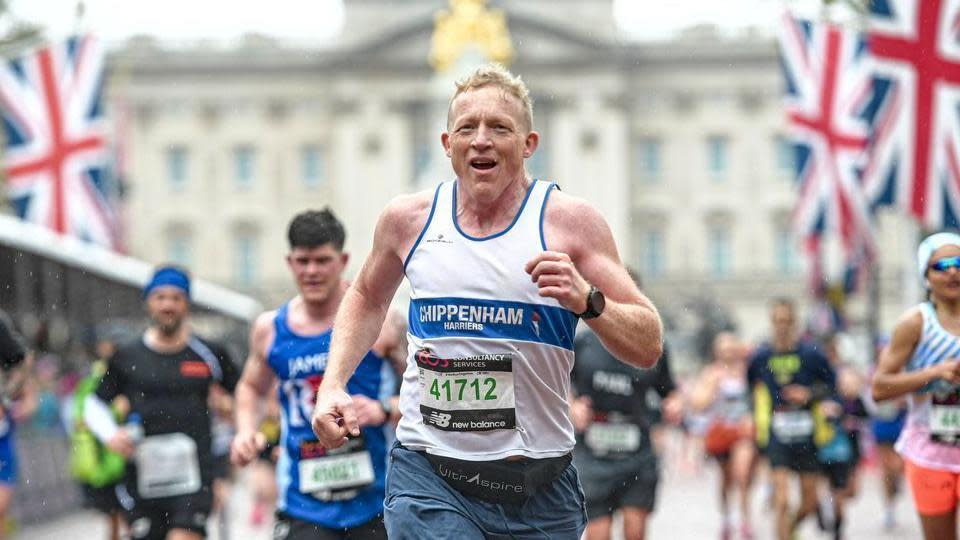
[896,302,960,472]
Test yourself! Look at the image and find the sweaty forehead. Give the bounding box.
[931,244,960,261]
[449,87,524,122]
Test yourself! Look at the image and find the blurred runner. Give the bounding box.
[83,265,241,540]
[748,298,837,540]
[70,336,128,540]
[0,311,36,539]
[571,275,681,540]
[815,333,868,540]
[689,331,756,540]
[230,209,401,540]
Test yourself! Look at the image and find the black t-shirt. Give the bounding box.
[96,336,239,485]
[571,330,676,455]
[0,311,25,370]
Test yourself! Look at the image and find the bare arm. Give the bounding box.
[532,193,662,368]
[231,312,278,466]
[872,308,960,401]
[312,195,425,448]
[688,366,721,413]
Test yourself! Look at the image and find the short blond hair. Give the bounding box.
[447,63,534,131]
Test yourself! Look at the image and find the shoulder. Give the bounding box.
[748,343,772,363]
[890,306,924,344]
[542,189,604,234]
[381,189,437,238]
[250,309,278,355]
[195,336,230,359]
[542,188,615,258]
[252,310,278,336]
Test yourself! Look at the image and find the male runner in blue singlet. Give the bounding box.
[231,209,401,540]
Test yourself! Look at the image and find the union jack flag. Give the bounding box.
[779,12,875,289]
[862,0,960,229]
[0,35,120,249]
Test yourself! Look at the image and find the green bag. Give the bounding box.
[69,360,127,487]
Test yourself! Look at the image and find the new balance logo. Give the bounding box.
[427,411,452,428]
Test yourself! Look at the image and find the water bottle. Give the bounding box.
[125,412,144,444]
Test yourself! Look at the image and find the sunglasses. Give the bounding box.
[930,256,960,272]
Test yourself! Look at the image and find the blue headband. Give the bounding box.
[143,267,191,299]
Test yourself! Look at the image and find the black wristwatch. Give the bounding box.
[576,285,606,320]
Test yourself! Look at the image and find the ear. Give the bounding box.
[340,252,350,269]
[441,132,452,157]
[523,130,540,158]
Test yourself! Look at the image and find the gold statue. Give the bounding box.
[429,0,514,72]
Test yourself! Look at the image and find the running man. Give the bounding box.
[872,232,960,540]
[570,323,681,540]
[311,63,662,539]
[230,209,401,540]
[748,298,837,540]
[83,266,240,540]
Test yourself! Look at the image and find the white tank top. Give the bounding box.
[398,179,577,461]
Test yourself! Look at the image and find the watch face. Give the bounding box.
[590,288,606,314]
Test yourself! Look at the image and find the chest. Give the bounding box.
[124,356,212,395]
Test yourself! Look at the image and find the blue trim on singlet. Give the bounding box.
[0,423,15,485]
[539,182,556,251]
[403,182,443,272]
[267,303,392,529]
[408,296,577,350]
[452,179,537,241]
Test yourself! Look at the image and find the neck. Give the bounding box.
[296,282,346,326]
[934,297,960,317]
[145,325,189,353]
[457,176,530,230]
[772,337,795,353]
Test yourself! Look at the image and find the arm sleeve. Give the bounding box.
[214,343,241,393]
[94,355,122,402]
[655,345,677,398]
[0,312,26,369]
[84,394,119,443]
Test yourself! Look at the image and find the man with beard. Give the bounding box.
[83,265,240,540]
[231,209,401,540]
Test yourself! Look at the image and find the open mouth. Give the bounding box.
[470,157,497,171]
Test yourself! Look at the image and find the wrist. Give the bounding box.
[379,397,394,425]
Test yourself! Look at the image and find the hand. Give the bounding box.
[819,400,843,419]
[230,429,266,467]
[782,384,811,406]
[660,394,683,426]
[934,360,960,385]
[107,430,135,459]
[570,396,593,433]
[311,385,357,449]
[524,251,590,313]
[352,394,387,428]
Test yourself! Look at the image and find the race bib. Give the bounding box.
[771,410,814,443]
[585,422,641,455]
[931,390,960,445]
[298,437,374,500]
[416,350,516,432]
[135,433,201,499]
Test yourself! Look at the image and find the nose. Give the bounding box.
[470,126,493,149]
